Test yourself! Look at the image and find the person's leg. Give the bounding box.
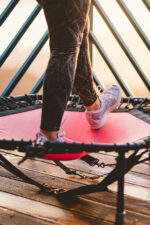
[74,20,122,130]
[74,20,100,110]
[39,0,91,140]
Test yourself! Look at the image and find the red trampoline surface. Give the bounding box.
[0,109,150,160]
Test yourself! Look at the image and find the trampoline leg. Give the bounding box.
[115,151,126,225]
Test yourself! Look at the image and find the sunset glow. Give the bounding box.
[0,0,150,97]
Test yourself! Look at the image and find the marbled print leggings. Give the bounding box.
[37,0,97,131]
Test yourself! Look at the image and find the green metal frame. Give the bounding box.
[141,0,150,11]
[92,0,150,91]
[0,0,149,97]
[1,32,48,97]
[0,0,19,26]
[0,5,41,67]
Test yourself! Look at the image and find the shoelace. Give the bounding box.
[101,90,118,98]
[57,131,73,143]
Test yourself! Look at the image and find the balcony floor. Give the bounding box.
[0,150,150,225]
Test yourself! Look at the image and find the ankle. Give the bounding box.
[40,129,59,141]
[85,97,101,111]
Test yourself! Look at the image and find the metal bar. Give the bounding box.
[115,151,126,225]
[89,4,94,64]
[141,0,150,11]
[116,0,150,50]
[0,154,48,191]
[30,73,45,94]
[1,31,48,97]
[0,0,20,26]
[90,31,133,96]
[0,4,41,66]
[0,135,149,152]
[93,0,150,91]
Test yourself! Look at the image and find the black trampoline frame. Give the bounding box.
[0,94,150,225]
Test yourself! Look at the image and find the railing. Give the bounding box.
[0,0,150,97]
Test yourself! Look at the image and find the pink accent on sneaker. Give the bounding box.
[85,85,122,129]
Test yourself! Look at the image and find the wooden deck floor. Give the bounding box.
[0,150,150,225]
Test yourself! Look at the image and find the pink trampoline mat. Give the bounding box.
[0,109,150,160]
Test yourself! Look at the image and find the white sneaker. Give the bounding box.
[36,131,73,144]
[85,85,122,129]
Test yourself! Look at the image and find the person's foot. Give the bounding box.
[85,85,122,129]
[36,131,73,144]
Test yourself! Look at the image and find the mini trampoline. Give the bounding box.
[0,94,150,225]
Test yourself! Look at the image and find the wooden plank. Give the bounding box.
[0,153,150,203]
[0,153,150,209]
[2,154,150,194]
[0,160,150,206]
[0,166,149,217]
[1,149,150,181]
[1,162,150,210]
[0,190,113,225]
[0,207,53,225]
[63,152,150,177]
[0,178,150,225]
[1,150,150,176]
[0,168,150,220]
[0,191,114,225]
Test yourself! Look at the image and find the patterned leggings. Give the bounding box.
[38,0,97,131]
